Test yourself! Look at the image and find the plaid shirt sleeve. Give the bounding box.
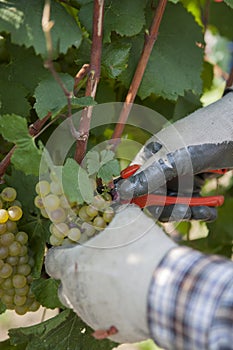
[148,246,233,350]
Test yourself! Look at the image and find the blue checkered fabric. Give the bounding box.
[148,246,233,350]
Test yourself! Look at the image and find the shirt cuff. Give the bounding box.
[147,246,233,350]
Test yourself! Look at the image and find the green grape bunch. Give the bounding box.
[34,172,115,247]
[0,187,40,315]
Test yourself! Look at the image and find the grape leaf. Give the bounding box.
[34,74,96,118]
[34,74,74,119]
[19,218,50,278]
[11,145,41,177]
[0,0,82,58]
[1,44,49,95]
[0,300,6,314]
[119,3,203,100]
[201,61,214,92]
[0,80,30,116]
[137,339,162,350]
[102,42,132,79]
[9,309,116,350]
[100,150,115,165]
[0,114,29,142]
[209,2,233,39]
[63,158,94,204]
[86,150,100,175]
[86,149,120,182]
[173,91,202,121]
[98,159,120,183]
[0,114,41,175]
[0,339,26,350]
[224,0,233,9]
[31,278,65,309]
[78,0,146,42]
[207,197,233,258]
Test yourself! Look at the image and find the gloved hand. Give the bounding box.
[117,92,233,222]
[45,205,176,343]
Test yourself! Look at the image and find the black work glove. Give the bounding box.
[117,92,233,222]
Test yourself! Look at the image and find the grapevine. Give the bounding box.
[0,187,40,315]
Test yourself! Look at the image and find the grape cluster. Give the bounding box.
[0,187,40,315]
[34,174,115,246]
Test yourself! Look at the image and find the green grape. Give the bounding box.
[0,232,15,246]
[93,216,106,231]
[50,223,69,239]
[81,222,96,237]
[17,264,31,276]
[15,284,29,296]
[14,294,27,306]
[61,238,75,246]
[50,234,63,246]
[102,192,112,202]
[67,228,81,242]
[1,294,14,305]
[0,223,7,234]
[0,246,8,259]
[6,287,15,296]
[91,195,107,211]
[50,181,63,195]
[0,259,4,269]
[0,263,13,278]
[34,195,44,209]
[8,241,21,256]
[43,194,60,211]
[1,187,17,202]
[6,256,19,266]
[19,245,28,257]
[8,206,23,221]
[29,300,40,312]
[35,180,50,197]
[78,206,91,221]
[9,200,22,208]
[40,208,49,218]
[48,207,66,224]
[27,274,33,285]
[0,198,3,209]
[18,255,29,265]
[6,220,17,233]
[15,231,28,245]
[15,304,28,315]
[0,209,9,223]
[12,274,27,288]
[1,277,13,290]
[103,207,115,223]
[86,205,98,218]
[59,195,70,209]
[0,288,4,297]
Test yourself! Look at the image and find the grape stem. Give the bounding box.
[74,0,105,164]
[110,0,168,145]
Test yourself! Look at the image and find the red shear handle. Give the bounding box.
[130,194,225,208]
[120,164,141,179]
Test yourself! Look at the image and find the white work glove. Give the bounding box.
[45,205,176,343]
[117,92,233,222]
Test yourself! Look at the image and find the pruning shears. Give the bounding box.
[113,164,226,208]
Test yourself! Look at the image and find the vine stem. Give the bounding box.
[74,0,105,164]
[111,0,168,144]
[0,113,51,181]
